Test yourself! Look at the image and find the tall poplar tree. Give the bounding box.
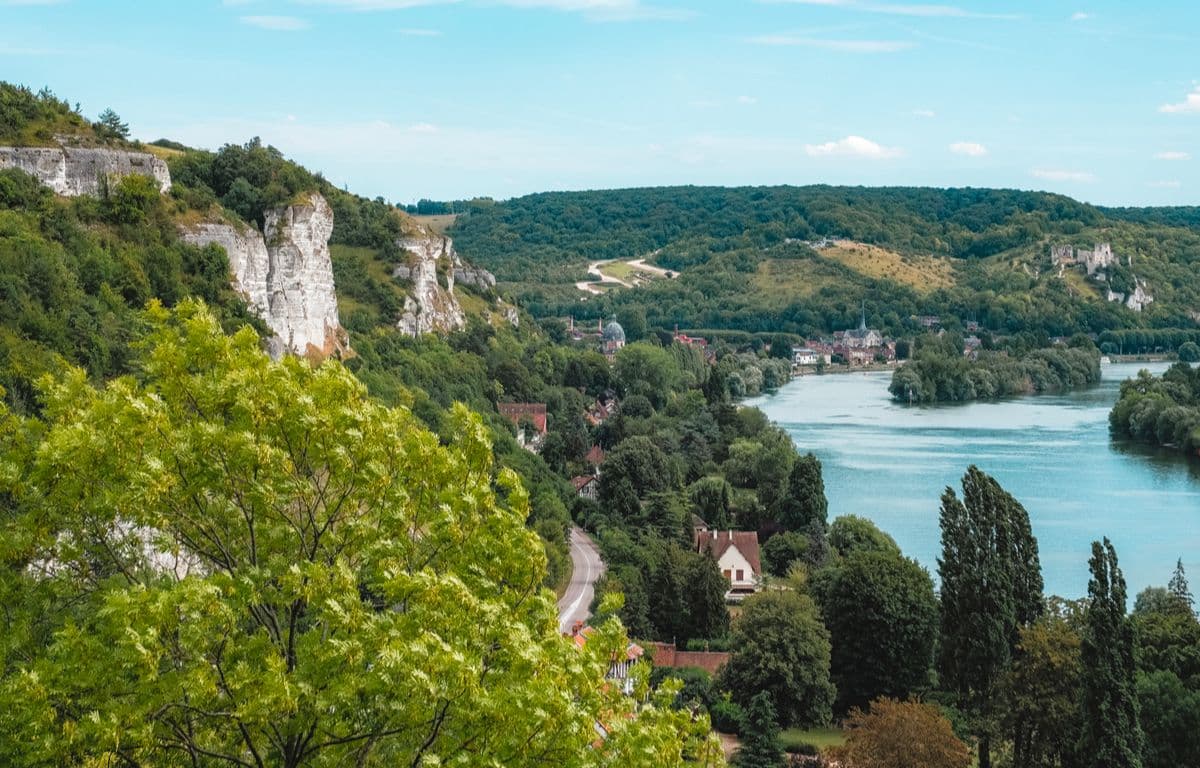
[1079,538,1144,768]
[937,465,1044,768]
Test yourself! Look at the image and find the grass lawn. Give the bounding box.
[779,727,845,753]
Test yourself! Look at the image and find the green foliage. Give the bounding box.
[719,587,835,728]
[1079,538,1144,768]
[0,169,262,414]
[449,185,1200,340]
[1000,614,1085,768]
[0,302,722,767]
[1136,671,1200,768]
[812,549,939,712]
[937,466,1043,767]
[93,107,129,141]
[775,452,828,533]
[733,692,786,768]
[0,83,95,145]
[828,515,900,559]
[891,345,1101,403]
[761,531,811,577]
[1178,341,1200,362]
[1109,363,1200,453]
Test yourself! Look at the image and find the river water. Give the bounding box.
[744,362,1200,599]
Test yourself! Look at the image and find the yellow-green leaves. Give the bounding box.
[0,300,722,767]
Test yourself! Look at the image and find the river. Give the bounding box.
[744,362,1200,599]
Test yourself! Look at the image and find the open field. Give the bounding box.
[821,239,956,293]
[412,214,459,235]
[779,727,846,753]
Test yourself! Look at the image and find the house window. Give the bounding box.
[735,569,744,581]
[723,569,732,581]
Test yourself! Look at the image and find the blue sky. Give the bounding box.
[3,0,1198,205]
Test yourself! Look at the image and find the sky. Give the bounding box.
[3,0,1198,206]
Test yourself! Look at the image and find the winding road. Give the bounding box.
[557,526,605,634]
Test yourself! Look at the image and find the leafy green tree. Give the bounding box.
[1131,586,1200,687]
[813,549,938,712]
[598,436,677,517]
[686,550,731,642]
[828,515,900,558]
[1136,671,1200,768]
[95,107,129,140]
[733,693,785,768]
[688,476,734,530]
[937,466,1044,768]
[1168,558,1194,613]
[761,531,810,577]
[1178,341,1200,362]
[775,452,828,533]
[1000,614,1084,768]
[1079,538,1144,768]
[719,586,834,727]
[0,301,721,768]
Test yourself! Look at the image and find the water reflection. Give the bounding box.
[746,362,1200,598]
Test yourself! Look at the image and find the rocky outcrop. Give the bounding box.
[182,193,347,359]
[0,146,171,196]
[393,233,474,336]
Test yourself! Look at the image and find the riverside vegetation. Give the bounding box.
[1,83,1198,767]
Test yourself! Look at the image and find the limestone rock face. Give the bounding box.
[182,193,347,359]
[0,146,171,196]
[393,234,470,336]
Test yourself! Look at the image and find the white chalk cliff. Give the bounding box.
[182,193,347,359]
[0,146,171,196]
[393,230,500,336]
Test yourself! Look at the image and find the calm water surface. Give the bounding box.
[745,362,1200,598]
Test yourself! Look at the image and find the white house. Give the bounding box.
[791,347,820,366]
[695,530,762,601]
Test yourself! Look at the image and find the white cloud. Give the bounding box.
[1154,151,1190,160]
[240,15,310,30]
[1160,85,1200,114]
[913,108,936,118]
[805,135,902,159]
[761,0,1018,19]
[1148,180,1181,188]
[408,122,439,133]
[399,27,442,35]
[1031,168,1095,182]
[949,141,987,156]
[1070,11,1090,21]
[746,35,915,52]
[737,95,758,105]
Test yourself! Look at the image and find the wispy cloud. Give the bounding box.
[949,141,987,157]
[1154,151,1190,160]
[240,15,311,30]
[805,135,902,159]
[746,35,915,52]
[760,0,1019,20]
[399,27,442,35]
[1147,180,1181,188]
[913,108,936,117]
[408,122,439,133]
[1159,85,1200,114]
[737,95,758,105]
[298,0,689,21]
[1032,168,1094,183]
[1070,11,1090,21]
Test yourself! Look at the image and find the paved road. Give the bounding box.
[557,526,606,634]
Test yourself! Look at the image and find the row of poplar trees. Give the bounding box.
[938,466,1143,768]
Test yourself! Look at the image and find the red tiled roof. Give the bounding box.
[585,445,606,465]
[571,475,596,492]
[497,402,548,434]
[694,530,762,577]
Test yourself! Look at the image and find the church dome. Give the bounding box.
[602,319,626,343]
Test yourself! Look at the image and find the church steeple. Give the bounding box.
[858,300,867,332]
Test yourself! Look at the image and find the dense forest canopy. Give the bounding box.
[446,186,1200,340]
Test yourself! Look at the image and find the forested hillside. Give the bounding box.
[450,187,1200,339]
